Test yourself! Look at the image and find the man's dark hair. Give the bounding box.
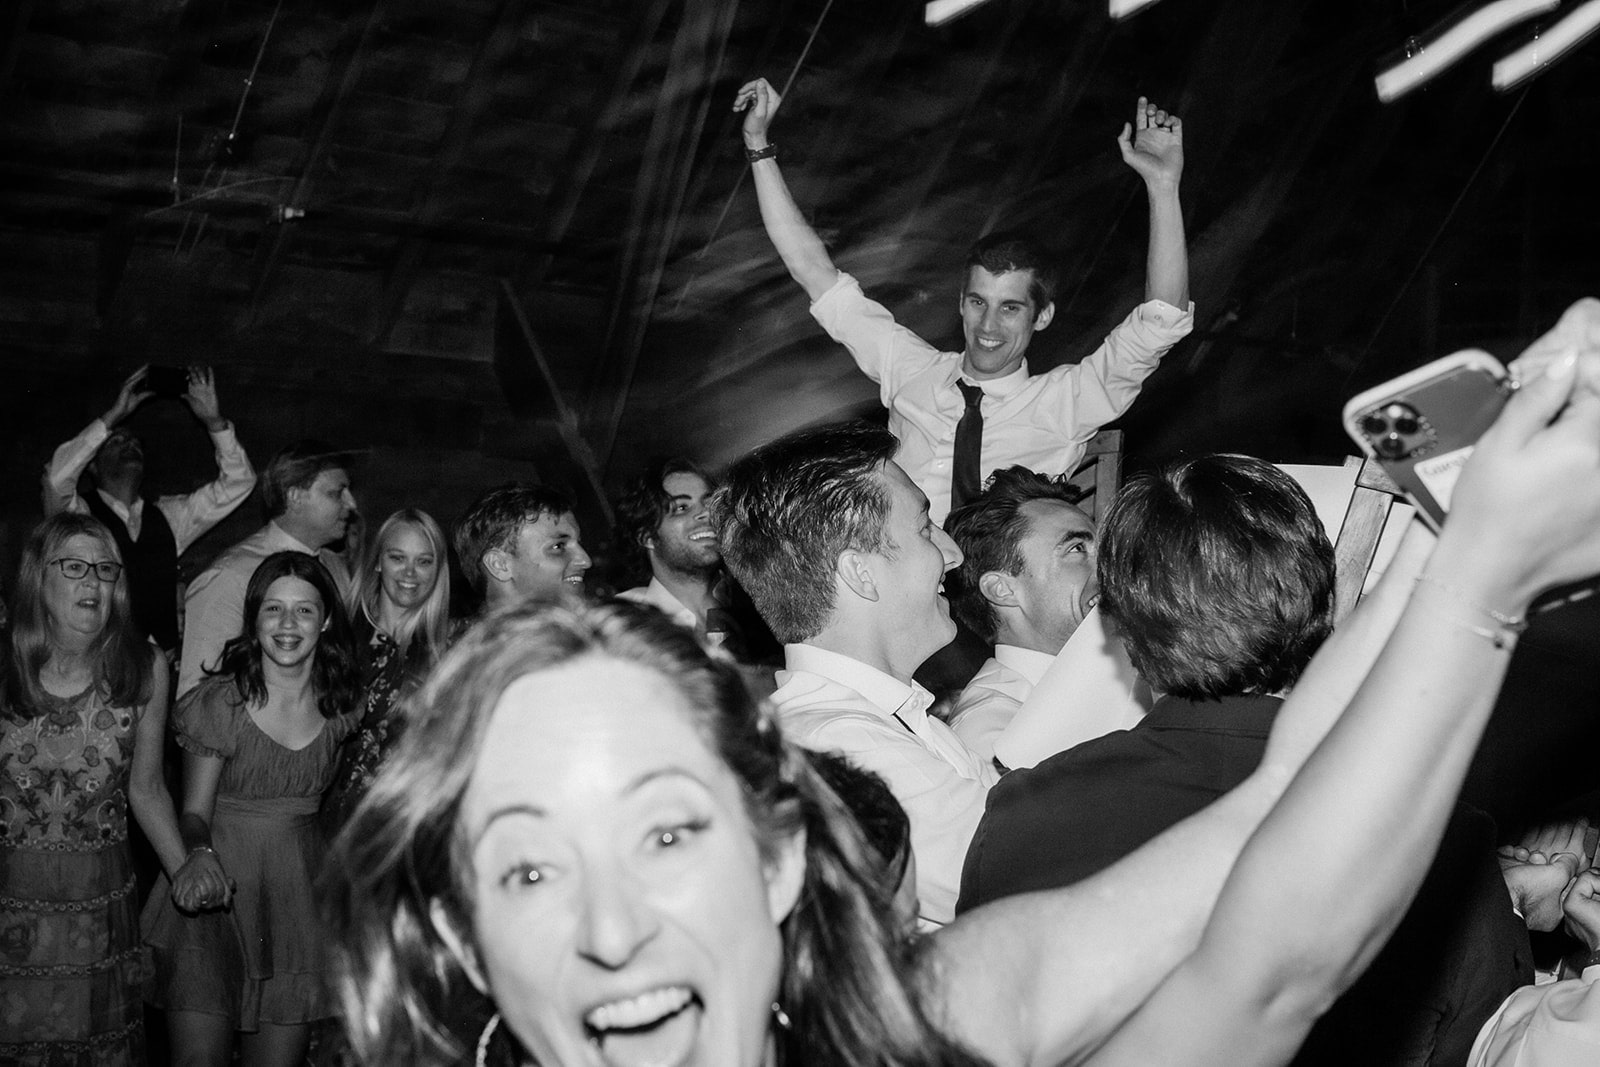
[261,439,355,519]
[614,458,715,575]
[1098,454,1336,700]
[944,466,1084,642]
[452,483,575,594]
[965,231,1060,311]
[712,422,898,644]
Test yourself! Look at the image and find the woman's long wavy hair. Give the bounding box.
[208,551,360,718]
[323,600,986,1067]
[3,513,151,719]
[346,509,451,670]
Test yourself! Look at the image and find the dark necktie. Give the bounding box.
[951,379,985,512]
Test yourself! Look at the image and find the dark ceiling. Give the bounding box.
[2,0,1598,567]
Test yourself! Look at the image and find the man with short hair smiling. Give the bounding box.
[178,439,355,696]
[942,466,1117,763]
[735,78,1193,524]
[715,421,993,927]
[453,483,592,616]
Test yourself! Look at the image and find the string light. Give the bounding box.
[1492,0,1600,89]
[1374,0,1558,103]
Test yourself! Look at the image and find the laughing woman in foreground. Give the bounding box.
[326,309,1600,1066]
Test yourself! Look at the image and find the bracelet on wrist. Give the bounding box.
[744,143,777,163]
[187,844,217,858]
[1413,575,1528,651]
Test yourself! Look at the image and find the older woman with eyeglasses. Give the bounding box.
[0,513,229,1065]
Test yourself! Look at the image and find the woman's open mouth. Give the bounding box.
[583,985,701,1067]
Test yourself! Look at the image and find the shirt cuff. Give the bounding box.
[1133,298,1195,330]
[808,271,857,314]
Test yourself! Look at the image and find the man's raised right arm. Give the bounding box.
[734,77,840,302]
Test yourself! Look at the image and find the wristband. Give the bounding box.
[187,844,217,858]
[744,143,778,163]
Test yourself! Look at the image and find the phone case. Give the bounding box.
[1341,349,1512,531]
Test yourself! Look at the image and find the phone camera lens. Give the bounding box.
[1394,415,1420,436]
[1361,414,1388,436]
[1376,435,1405,459]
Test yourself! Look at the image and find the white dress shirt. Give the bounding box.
[992,606,1151,771]
[947,644,1057,765]
[178,521,352,697]
[617,578,699,630]
[1468,964,1600,1066]
[42,417,257,553]
[811,272,1194,523]
[772,643,996,927]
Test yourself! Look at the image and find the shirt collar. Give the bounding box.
[640,577,698,627]
[956,359,1030,400]
[94,488,144,523]
[783,643,926,718]
[993,644,1057,684]
[265,520,320,557]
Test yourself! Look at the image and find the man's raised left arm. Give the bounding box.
[157,365,257,553]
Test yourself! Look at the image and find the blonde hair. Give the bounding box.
[347,509,451,667]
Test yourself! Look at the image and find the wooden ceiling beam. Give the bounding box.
[586,0,742,476]
[369,0,533,348]
[248,0,392,317]
[508,0,677,298]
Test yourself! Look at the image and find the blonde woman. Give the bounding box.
[322,508,451,827]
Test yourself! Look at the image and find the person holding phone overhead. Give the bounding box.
[43,364,258,655]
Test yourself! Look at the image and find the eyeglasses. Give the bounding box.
[48,558,123,582]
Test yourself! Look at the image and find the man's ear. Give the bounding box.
[978,570,1019,609]
[284,484,306,514]
[1033,301,1056,332]
[834,549,879,603]
[764,827,808,925]
[481,548,513,585]
[429,899,489,996]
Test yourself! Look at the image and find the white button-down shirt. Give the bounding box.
[42,417,257,552]
[811,272,1194,524]
[772,643,996,927]
[948,644,1057,765]
[616,578,699,630]
[991,606,1151,771]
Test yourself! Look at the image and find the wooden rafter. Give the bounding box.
[586,0,742,475]
[369,0,532,347]
[248,0,392,316]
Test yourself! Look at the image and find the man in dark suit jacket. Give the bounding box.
[957,454,1531,1066]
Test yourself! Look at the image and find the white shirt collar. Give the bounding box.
[783,643,929,718]
[264,520,320,556]
[958,359,1030,400]
[993,644,1058,684]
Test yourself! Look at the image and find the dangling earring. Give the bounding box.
[475,1012,501,1067]
[771,1001,793,1031]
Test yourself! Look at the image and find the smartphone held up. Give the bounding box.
[1342,350,1516,532]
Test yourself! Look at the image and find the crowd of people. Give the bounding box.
[2,79,1599,1067]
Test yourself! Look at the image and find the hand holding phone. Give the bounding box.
[146,364,189,397]
[1342,350,1515,531]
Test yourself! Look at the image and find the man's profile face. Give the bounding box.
[959,266,1054,381]
[505,511,592,601]
[867,462,964,665]
[1007,499,1097,653]
[650,471,720,576]
[291,467,356,549]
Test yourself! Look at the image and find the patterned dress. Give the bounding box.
[141,678,355,1029]
[0,685,147,1067]
[320,620,408,830]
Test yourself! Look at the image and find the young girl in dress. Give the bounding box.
[142,551,359,1067]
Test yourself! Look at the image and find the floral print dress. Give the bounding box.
[0,686,146,1066]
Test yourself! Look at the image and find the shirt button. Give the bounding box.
[934,461,948,469]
